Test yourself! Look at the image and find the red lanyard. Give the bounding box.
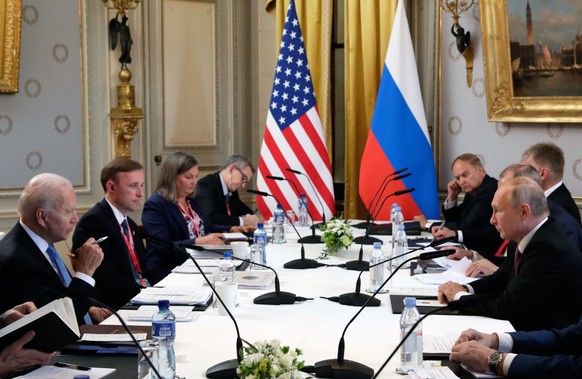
[120,221,149,288]
[178,201,201,237]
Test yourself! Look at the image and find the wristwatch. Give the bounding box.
[488,351,503,374]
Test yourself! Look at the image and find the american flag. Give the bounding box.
[256,0,335,221]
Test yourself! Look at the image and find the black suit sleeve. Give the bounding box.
[195,173,252,226]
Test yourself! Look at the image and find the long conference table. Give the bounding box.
[92,224,513,378]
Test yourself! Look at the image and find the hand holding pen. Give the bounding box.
[70,236,106,277]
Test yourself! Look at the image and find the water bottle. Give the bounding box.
[272,204,286,244]
[392,224,409,270]
[390,203,398,226]
[152,300,176,379]
[252,223,268,268]
[367,242,387,293]
[398,297,423,373]
[298,194,309,227]
[392,206,404,249]
[217,252,235,282]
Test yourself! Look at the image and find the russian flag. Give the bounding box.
[359,0,439,220]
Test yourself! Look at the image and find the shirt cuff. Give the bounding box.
[74,272,95,287]
[471,250,481,261]
[239,216,244,226]
[453,290,471,301]
[497,333,514,352]
[443,199,457,209]
[502,353,517,376]
[457,230,464,243]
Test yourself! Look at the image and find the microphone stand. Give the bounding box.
[181,244,307,305]
[312,250,454,379]
[346,188,416,271]
[333,238,457,306]
[266,175,321,244]
[353,169,409,230]
[248,189,324,269]
[146,235,242,378]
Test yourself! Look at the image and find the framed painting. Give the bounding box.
[481,0,582,123]
[0,0,21,93]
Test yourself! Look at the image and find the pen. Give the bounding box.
[68,236,109,257]
[54,361,91,371]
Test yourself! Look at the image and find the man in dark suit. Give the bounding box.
[432,153,503,257]
[195,155,258,231]
[73,158,149,309]
[0,174,105,325]
[450,317,582,377]
[438,177,582,332]
[521,142,581,225]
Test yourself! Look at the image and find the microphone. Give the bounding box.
[265,175,321,244]
[285,167,327,225]
[372,293,498,378]
[352,168,409,229]
[45,288,163,378]
[180,244,308,305]
[146,235,242,378]
[313,252,442,378]
[248,189,324,269]
[333,238,457,306]
[346,188,416,272]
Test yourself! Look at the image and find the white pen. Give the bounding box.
[68,236,108,257]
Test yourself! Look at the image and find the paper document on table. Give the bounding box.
[413,258,478,285]
[409,366,459,379]
[131,287,212,305]
[423,334,458,354]
[128,305,198,322]
[15,365,115,378]
[172,259,242,274]
[81,332,147,342]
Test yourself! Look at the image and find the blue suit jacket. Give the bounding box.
[508,317,582,378]
[141,192,229,284]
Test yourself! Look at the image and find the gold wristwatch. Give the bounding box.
[488,351,503,374]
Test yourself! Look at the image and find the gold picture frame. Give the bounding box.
[481,0,582,123]
[0,0,21,93]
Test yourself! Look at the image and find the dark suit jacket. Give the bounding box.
[467,219,582,331]
[508,317,582,378]
[141,192,229,284]
[547,199,582,252]
[442,174,503,257]
[72,199,147,309]
[0,222,95,325]
[195,171,253,226]
[548,183,581,225]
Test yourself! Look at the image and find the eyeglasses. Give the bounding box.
[235,167,249,184]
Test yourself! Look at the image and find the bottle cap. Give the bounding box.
[277,203,283,209]
[158,299,170,309]
[257,222,264,229]
[398,224,405,230]
[404,297,416,307]
[224,252,233,258]
[373,241,382,249]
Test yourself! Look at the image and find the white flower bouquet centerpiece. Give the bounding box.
[236,339,306,379]
[319,218,354,259]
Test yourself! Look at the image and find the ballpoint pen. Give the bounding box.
[67,235,108,257]
[54,361,91,371]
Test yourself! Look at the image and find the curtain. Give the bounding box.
[344,0,397,219]
[265,0,333,163]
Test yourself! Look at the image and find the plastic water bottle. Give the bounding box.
[390,203,398,225]
[253,223,268,267]
[217,252,235,282]
[392,206,404,249]
[398,297,423,373]
[367,242,387,293]
[152,299,176,379]
[298,194,309,227]
[392,224,409,270]
[272,204,286,244]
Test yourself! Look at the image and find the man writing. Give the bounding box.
[0,173,105,324]
[438,177,582,331]
[195,155,258,231]
[73,158,150,309]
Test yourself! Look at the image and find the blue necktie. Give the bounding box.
[46,245,92,324]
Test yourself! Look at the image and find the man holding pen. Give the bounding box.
[195,155,258,232]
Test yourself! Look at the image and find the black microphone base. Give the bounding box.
[298,234,322,244]
[338,292,381,307]
[353,235,381,245]
[344,259,370,271]
[284,258,324,269]
[313,359,374,378]
[253,291,297,305]
[206,359,237,379]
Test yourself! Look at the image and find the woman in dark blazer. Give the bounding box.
[142,152,230,283]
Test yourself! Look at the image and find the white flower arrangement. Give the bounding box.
[236,339,306,379]
[319,218,354,258]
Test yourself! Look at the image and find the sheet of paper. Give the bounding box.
[81,332,147,342]
[413,258,478,285]
[131,287,212,305]
[128,305,198,322]
[423,334,458,354]
[15,365,115,378]
[409,366,460,379]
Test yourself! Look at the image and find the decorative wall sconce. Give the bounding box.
[441,0,475,87]
[101,0,143,158]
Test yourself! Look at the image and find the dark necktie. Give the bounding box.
[514,247,522,273]
[225,192,232,216]
[121,219,130,238]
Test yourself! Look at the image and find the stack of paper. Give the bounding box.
[131,287,212,305]
[128,305,198,322]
